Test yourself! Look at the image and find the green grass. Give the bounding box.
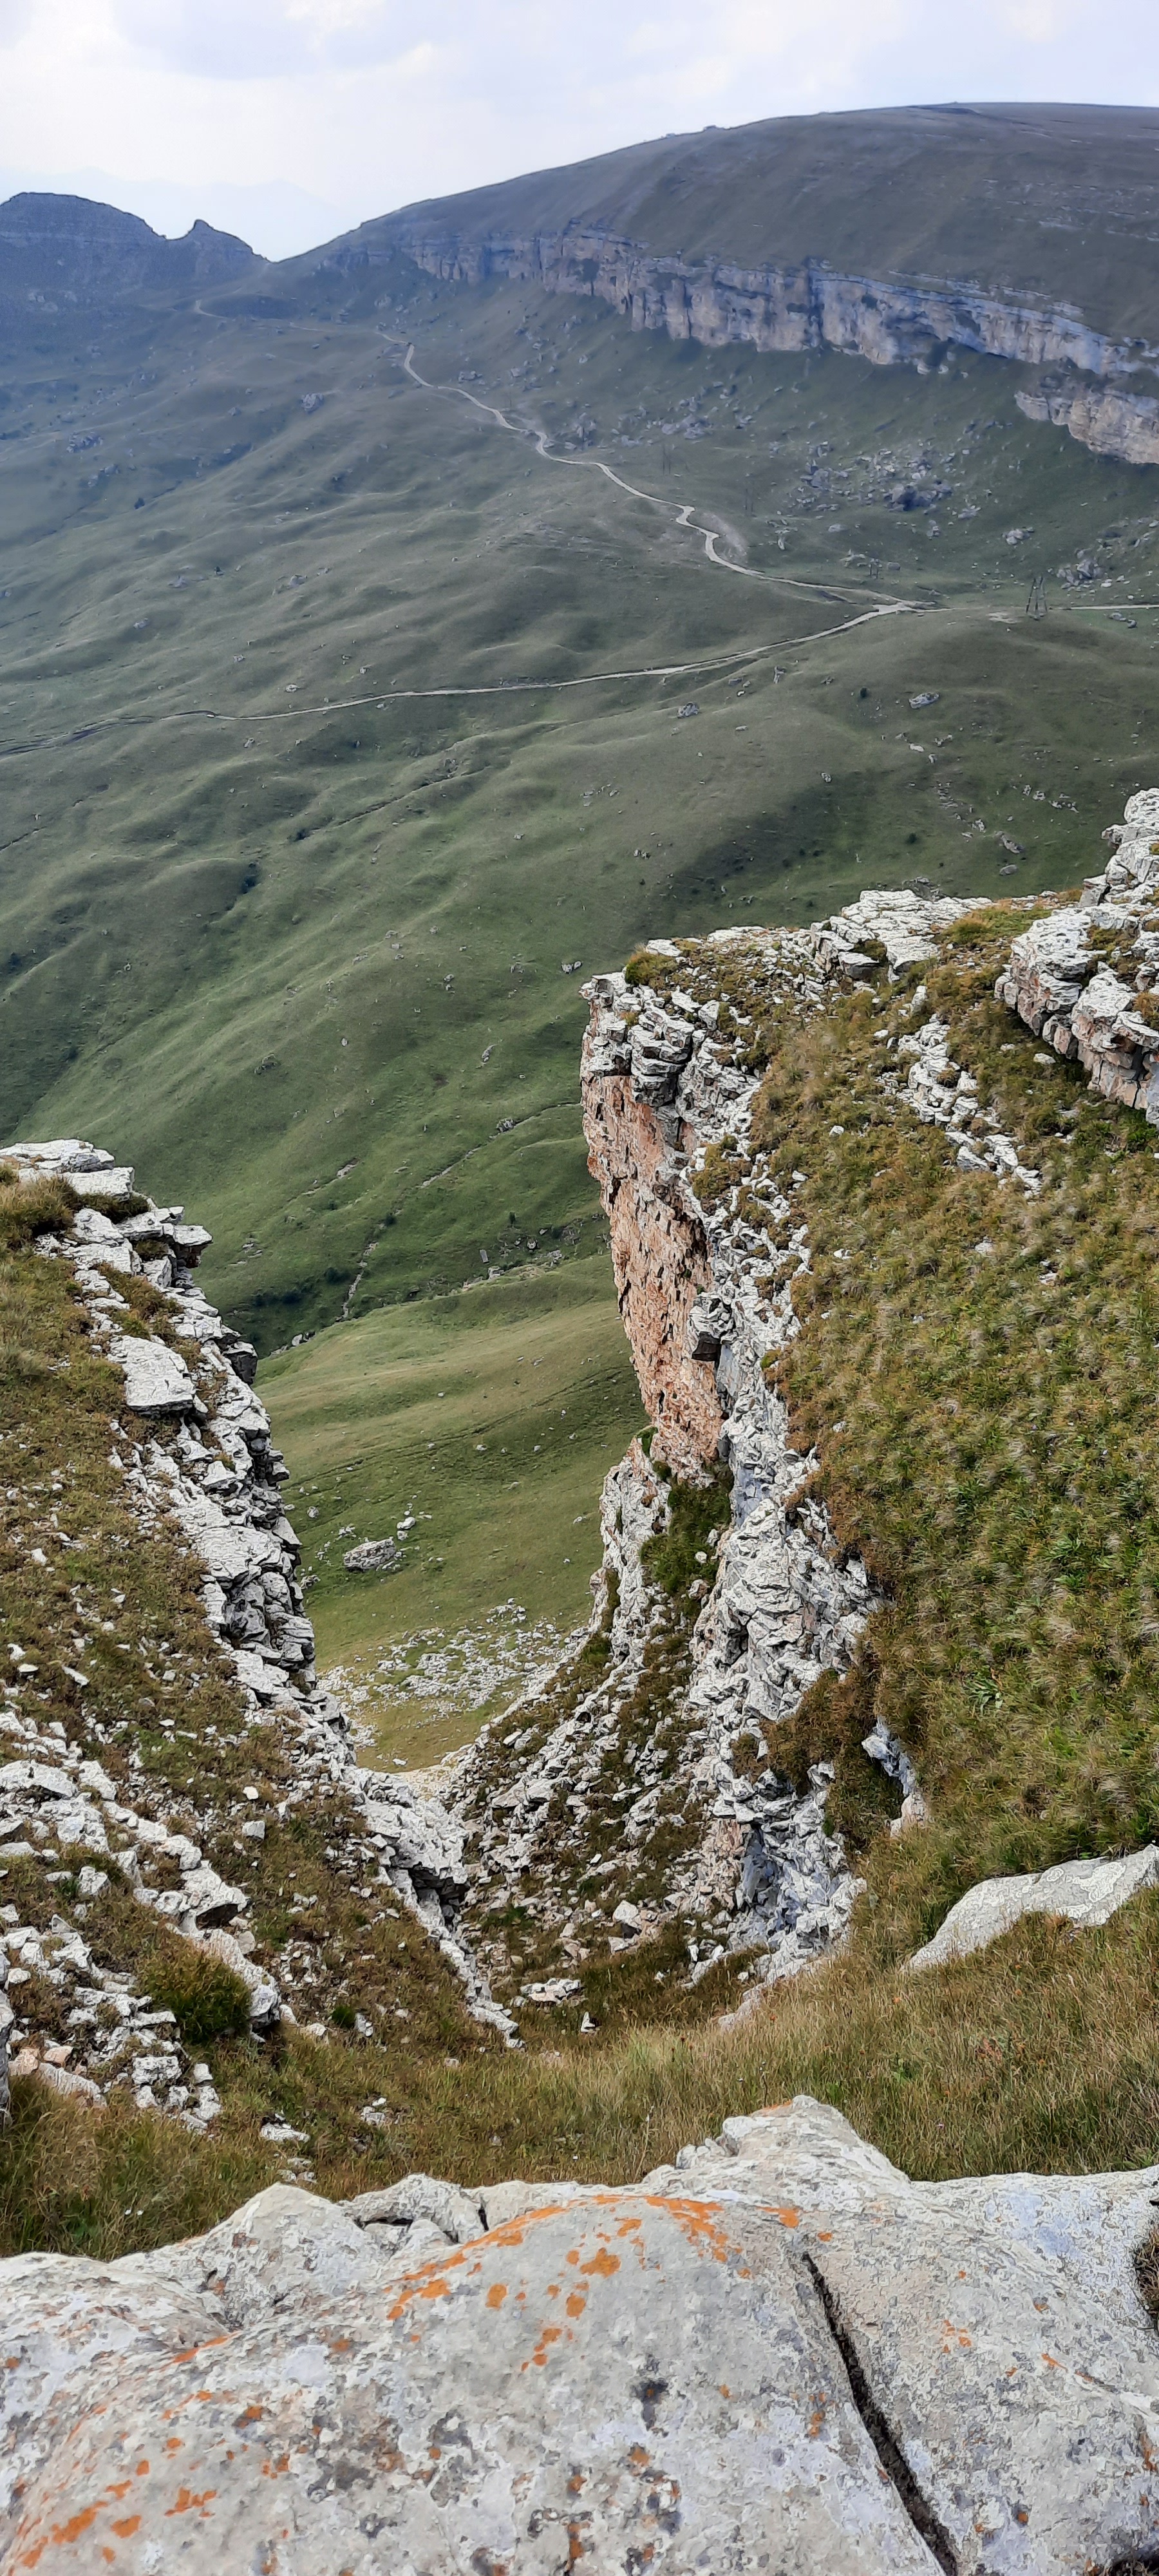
[2,248,1156,1369]
[373,104,1159,345]
[259,1253,645,1761]
[634,909,1159,1962]
[9,1897,1159,2261]
[0,237,1138,1705]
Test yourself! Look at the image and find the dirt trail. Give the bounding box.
[0,603,926,761]
[399,342,909,608]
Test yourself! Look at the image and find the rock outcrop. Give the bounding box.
[998,787,1159,1117]
[450,817,1159,2007]
[450,928,892,1999]
[5,2094,1159,2571]
[0,1139,511,2124]
[908,1844,1159,1974]
[372,214,1159,466]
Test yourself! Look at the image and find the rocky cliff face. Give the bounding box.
[449,823,1159,2016]
[449,920,935,2012]
[0,1139,510,2134]
[999,786,1159,1112]
[374,214,1159,466]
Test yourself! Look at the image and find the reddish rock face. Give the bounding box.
[583,1056,722,1484]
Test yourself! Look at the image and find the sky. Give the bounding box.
[0,0,1156,260]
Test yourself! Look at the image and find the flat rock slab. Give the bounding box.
[3,2188,936,2574]
[109,1332,196,1415]
[907,1844,1159,1971]
[6,2107,1159,2572]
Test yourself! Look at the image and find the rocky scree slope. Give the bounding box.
[340,104,1159,465]
[6,2094,1159,2572]
[449,790,1159,2022]
[0,1141,512,2145]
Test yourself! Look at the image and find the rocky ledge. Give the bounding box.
[3,2094,1159,2571]
[0,1141,511,2131]
[372,215,1159,466]
[445,795,1159,2020]
[998,785,1159,1115]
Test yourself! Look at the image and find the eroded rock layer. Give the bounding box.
[379,215,1159,465]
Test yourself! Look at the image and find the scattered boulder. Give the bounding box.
[907,1844,1159,1973]
[342,1536,401,1571]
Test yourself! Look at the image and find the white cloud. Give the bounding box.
[0,0,1154,252]
[0,0,34,45]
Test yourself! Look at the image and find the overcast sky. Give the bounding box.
[1,0,1156,259]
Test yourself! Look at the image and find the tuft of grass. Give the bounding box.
[8,1899,1159,2262]
[0,1168,77,1250]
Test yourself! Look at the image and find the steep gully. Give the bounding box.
[8,803,1159,2090]
[379,217,1159,468]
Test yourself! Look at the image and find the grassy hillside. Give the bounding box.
[370,102,1159,341]
[263,1253,644,1761]
[3,245,1156,1356]
[0,139,1156,1714]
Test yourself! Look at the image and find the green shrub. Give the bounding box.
[142,1945,252,2045]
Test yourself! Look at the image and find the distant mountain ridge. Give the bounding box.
[0,191,257,318]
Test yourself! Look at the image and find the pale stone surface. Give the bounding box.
[341,2170,486,2242]
[0,2173,939,2573]
[999,793,1159,1121]
[481,2175,589,2228]
[109,1330,196,1415]
[343,1535,401,1570]
[6,2105,1159,2572]
[907,1844,1159,1971]
[813,886,986,971]
[386,214,1159,467]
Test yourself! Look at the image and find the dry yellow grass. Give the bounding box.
[8,1896,1159,2259]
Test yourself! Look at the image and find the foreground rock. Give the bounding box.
[4,2097,1159,2571]
[998,787,1159,1117]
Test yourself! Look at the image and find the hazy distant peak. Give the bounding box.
[0,189,257,308]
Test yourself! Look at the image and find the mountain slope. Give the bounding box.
[352,103,1159,342]
[1,122,1158,1690]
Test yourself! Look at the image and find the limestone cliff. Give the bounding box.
[373,214,1159,467]
[0,1139,510,2136]
[449,796,1159,2021]
[449,923,912,2012]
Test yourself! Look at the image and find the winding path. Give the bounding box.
[0,345,925,763]
[399,343,902,603]
[0,606,923,762]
